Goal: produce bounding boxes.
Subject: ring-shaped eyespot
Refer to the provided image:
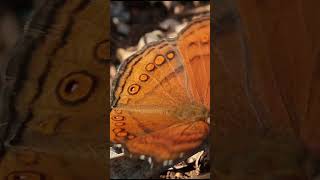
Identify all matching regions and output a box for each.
[56,71,96,105]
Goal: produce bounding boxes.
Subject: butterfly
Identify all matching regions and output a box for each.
[110,16,210,166]
[0,0,108,179]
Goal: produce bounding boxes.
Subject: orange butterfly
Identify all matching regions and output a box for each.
[110,16,210,166]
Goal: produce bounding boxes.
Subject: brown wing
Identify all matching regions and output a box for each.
[0,1,108,179]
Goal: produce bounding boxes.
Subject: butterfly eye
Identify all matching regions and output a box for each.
[154,55,165,65]
[112,116,125,121]
[56,71,95,104]
[127,84,140,95]
[139,74,149,82]
[166,51,175,60]
[115,122,125,126]
[145,63,156,72]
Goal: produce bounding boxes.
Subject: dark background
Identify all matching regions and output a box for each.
[0,0,42,66]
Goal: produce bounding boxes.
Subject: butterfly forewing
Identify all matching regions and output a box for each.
[177,17,211,110]
[112,42,192,108]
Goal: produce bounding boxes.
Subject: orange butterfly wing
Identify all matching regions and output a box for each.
[177,17,210,109]
[110,16,210,163]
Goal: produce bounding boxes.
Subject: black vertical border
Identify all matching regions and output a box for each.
[106,0,111,179]
[210,0,214,179]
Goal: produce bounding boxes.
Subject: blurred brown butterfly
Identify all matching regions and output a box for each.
[0,0,108,179]
[110,16,210,165]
